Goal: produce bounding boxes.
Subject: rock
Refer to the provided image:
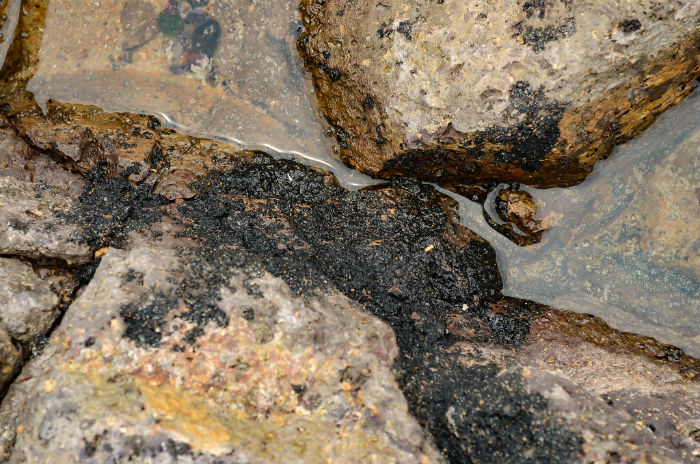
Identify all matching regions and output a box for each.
[298,0,700,187]
[0,245,442,463]
[120,0,159,52]
[0,128,33,182]
[0,177,92,264]
[0,128,85,197]
[440,303,700,463]
[0,326,20,392]
[0,258,60,343]
[0,0,21,69]
[0,91,697,463]
[22,0,362,187]
[459,89,700,356]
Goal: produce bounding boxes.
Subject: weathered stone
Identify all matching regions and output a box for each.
[298,0,700,187]
[120,0,159,51]
[0,90,697,463]
[0,0,21,69]
[0,326,20,392]
[0,258,60,343]
[0,245,442,463]
[0,177,92,264]
[0,128,85,197]
[0,128,33,182]
[457,89,700,356]
[19,0,374,189]
[440,304,700,463]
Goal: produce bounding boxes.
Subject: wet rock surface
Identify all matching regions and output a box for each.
[0,246,441,463]
[21,0,373,188]
[0,6,698,462]
[458,88,700,356]
[0,326,20,393]
[298,0,700,187]
[0,125,696,461]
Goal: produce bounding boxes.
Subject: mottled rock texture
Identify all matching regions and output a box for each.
[298,0,700,187]
[0,177,91,264]
[0,258,60,344]
[0,82,697,463]
[0,246,441,463]
[0,326,20,392]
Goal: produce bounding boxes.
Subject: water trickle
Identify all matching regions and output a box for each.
[26,0,376,189]
[452,87,700,356]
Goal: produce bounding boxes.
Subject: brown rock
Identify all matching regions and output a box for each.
[298,0,700,187]
[440,301,700,463]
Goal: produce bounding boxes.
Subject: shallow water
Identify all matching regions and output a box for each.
[15,0,700,355]
[27,0,375,189]
[452,88,700,356]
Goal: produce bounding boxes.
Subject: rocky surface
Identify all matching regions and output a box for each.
[0,245,441,463]
[457,87,700,356]
[0,176,92,264]
[0,9,698,461]
[439,304,700,463]
[0,257,60,344]
[0,0,21,68]
[20,0,374,188]
[298,0,700,187]
[0,130,697,461]
[0,326,20,393]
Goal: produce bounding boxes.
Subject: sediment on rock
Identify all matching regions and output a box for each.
[0,9,698,458]
[298,0,700,188]
[0,92,698,461]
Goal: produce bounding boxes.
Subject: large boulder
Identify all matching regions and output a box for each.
[298,0,700,187]
[0,246,441,463]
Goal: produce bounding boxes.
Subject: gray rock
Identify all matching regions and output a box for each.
[299,0,700,187]
[0,128,86,197]
[0,177,92,264]
[0,258,60,343]
[0,245,442,463]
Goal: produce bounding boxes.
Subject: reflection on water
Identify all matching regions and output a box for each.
[27,0,375,188]
[452,88,700,356]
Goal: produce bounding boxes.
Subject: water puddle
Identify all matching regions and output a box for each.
[452,88,700,356]
[26,0,375,189]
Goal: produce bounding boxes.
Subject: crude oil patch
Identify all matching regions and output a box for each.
[72,154,582,463]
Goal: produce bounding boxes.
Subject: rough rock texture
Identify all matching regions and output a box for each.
[0,75,698,462]
[445,305,700,462]
[459,89,700,356]
[0,246,441,463]
[0,326,20,393]
[0,177,91,264]
[0,258,60,344]
[298,0,700,187]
